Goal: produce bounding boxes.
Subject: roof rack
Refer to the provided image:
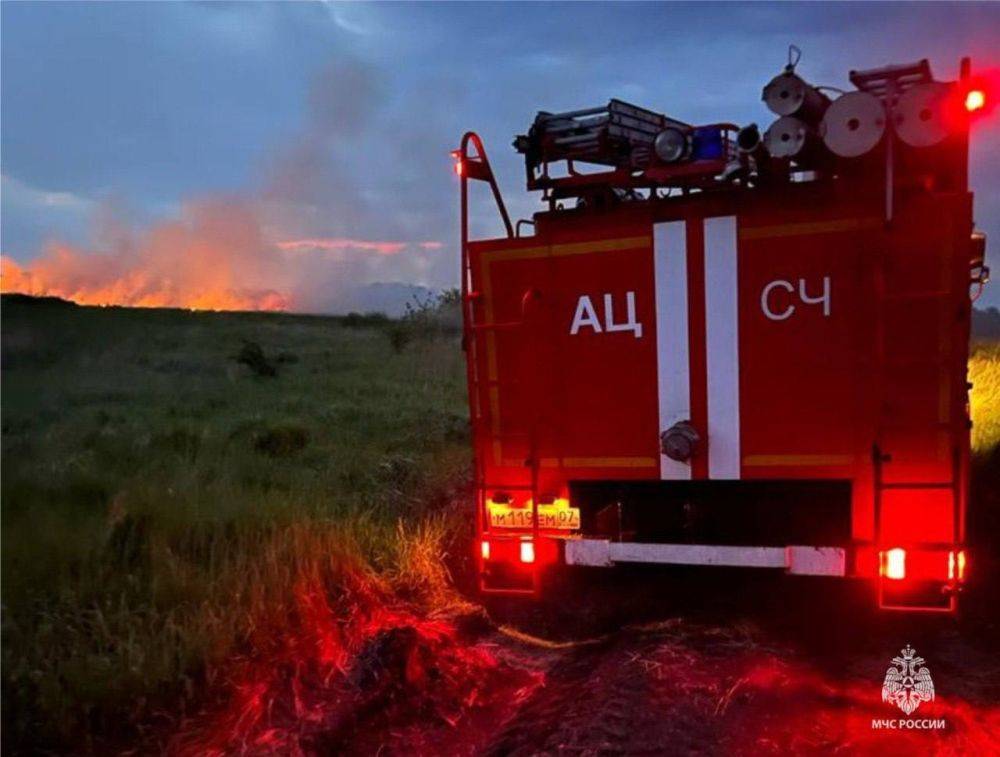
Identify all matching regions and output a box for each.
[849,59,933,100]
[514,99,690,173]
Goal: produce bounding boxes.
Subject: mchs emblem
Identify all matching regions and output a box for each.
[882,645,935,715]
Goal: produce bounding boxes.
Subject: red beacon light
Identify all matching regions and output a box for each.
[451,149,464,176]
[965,88,986,113]
[958,65,991,118]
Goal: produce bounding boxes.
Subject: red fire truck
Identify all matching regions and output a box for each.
[455,53,991,611]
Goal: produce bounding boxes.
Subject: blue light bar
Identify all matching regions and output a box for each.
[692,127,724,160]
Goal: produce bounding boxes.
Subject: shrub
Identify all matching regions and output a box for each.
[386,291,462,354]
[342,312,391,330]
[234,340,277,377]
[388,325,413,353]
[252,425,309,457]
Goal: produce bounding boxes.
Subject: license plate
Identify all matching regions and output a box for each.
[488,502,581,530]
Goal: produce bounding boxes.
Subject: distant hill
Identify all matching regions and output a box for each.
[0,286,439,319]
[1,293,77,308]
[351,282,439,317]
[5,290,999,336]
[973,307,1000,340]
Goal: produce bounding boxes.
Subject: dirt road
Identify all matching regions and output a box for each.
[171,567,1000,756]
[326,569,1000,756]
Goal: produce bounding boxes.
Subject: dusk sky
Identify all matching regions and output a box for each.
[3,1,1000,310]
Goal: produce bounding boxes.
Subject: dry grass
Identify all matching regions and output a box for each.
[970,341,1000,455]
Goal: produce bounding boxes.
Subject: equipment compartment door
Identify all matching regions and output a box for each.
[737,215,878,482]
[546,232,660,480]
[472,231,661,490]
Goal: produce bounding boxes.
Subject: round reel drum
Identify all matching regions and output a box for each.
[762,71,829,121]
[894,82,953,148]
[820,91,886,158]
[763,116,814,159]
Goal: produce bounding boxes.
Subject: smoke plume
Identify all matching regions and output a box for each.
[2,56,454,313]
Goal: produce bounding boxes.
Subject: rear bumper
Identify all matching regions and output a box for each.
[564,539,846,576]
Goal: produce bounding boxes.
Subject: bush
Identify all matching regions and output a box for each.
[234,340,277,377]
[388,325,413,353]
[253,425,309,457]
[385,291,462,354]
[341,312,391,330]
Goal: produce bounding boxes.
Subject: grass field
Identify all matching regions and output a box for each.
[2,296,999,752]
[1,296,470,751]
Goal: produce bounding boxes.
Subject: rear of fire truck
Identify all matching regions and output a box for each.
[456,50,991,611]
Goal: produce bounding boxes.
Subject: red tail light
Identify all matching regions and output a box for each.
[948,549,967,581]
[519,539,535,564]
[481,540,491,560]
[882,548,906,580]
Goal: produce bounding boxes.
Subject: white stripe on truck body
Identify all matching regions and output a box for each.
[653,215,741,480]
[703,215,741,479]
[653,220,691,480]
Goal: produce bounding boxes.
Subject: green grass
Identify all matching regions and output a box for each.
[1,297,470,750]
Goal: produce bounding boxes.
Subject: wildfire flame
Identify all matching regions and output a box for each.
[1,249,290,312]
[0,200,443,312]
[0,200,289,311]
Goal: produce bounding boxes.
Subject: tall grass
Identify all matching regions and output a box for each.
[968,341,1000,599]
[970,341,1000,455]
[1,298,469,751]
